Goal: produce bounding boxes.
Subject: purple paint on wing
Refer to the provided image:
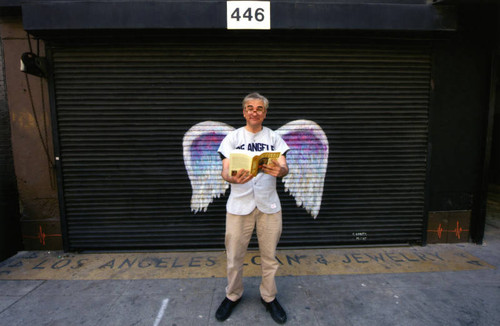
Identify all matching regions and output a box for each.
[282,131,327,154]
[190,133,225,163]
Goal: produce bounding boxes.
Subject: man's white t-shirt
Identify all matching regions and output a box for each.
[218,126,290,215]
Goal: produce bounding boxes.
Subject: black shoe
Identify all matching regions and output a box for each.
[215,297,241,321]
[261,298,287,324]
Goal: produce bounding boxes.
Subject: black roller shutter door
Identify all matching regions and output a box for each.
[49,32,431,251]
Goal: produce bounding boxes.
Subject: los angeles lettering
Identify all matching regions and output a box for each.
[235,143,275,151]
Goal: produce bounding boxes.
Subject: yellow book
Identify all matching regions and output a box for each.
[229,150,281,177]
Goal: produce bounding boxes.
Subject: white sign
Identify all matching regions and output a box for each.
[227,1,271,30]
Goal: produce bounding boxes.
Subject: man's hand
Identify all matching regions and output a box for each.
[231,169,254,184]
[221,158,253,184]
[261,158,288,178]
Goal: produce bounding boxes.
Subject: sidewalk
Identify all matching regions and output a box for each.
[0,207,499,325]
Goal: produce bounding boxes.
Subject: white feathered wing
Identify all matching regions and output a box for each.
[182,121,234,213]
[276,120,329,218]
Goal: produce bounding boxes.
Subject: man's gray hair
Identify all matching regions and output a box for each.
[242,92,269,110]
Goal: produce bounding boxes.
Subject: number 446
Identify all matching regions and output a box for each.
[231,7,265,22]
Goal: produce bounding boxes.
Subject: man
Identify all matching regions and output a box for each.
[215,92,289,324]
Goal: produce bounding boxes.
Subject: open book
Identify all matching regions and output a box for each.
[229,150,281,177]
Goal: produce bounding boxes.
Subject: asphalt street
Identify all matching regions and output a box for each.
[0,191,499,326]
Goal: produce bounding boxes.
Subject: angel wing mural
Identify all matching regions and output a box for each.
[276,120,329,218]
[183,120,329,218]
[182,121,235,213]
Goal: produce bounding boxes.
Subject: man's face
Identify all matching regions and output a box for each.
[243,99,267,129]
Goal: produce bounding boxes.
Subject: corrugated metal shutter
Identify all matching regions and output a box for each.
[1,48,22,259]
[49,32,430,251]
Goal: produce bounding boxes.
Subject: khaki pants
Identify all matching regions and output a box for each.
[225,208,282,303]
